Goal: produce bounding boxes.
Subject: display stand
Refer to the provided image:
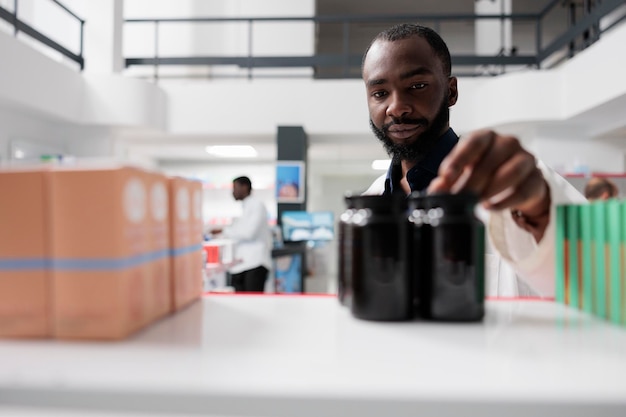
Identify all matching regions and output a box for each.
[272,242,307,293]
[203,260,241,292]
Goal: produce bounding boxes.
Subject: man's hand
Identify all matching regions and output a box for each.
[428,129,551,242]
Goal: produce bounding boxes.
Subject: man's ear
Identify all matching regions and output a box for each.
[448,76,458,107]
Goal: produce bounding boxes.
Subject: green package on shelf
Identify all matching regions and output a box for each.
[555,204,567,305]
[567,204,580,308]
[592,201,607,319]
[580,204,593,314]
[607,200,622,325]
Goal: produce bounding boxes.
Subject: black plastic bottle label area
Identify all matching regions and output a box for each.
[352,223,411,321]
[429,222,484,321]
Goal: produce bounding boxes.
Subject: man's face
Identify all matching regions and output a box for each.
[232,182,247,201]
[362,36,458,161]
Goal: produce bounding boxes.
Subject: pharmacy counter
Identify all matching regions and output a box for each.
[1,295,625,417]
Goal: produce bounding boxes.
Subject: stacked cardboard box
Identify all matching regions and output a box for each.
[50,165,153,339]
[146,171,172,321]
[0,165,204,340]
[168,177,204,312]
[555,200,625,326]
[0,168,50,337]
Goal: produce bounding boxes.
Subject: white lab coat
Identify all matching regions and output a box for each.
[364,161,586,297]
[221,194,273,274]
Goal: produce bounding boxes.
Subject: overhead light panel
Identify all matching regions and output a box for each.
[371,159,391,170]
[205,145,258,158]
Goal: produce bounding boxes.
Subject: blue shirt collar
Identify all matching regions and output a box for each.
[384,127,459,195]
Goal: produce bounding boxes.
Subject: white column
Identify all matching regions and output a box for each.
[63,0,124,74]
[475,0,512,56]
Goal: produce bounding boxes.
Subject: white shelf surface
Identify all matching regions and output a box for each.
[1,295,626,417]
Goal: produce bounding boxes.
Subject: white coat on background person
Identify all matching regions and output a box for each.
[211,176,272,293]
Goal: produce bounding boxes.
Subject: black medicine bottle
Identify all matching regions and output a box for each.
[337,193,356,307]
[410,192,485,321]
[348,194,413,321]
[407,192,432,315]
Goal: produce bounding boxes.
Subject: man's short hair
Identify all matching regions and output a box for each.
[233,176,252,191]
[363,23,452,77]
[584,177,618,200]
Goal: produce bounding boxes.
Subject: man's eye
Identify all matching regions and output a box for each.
[411,83,427,89]
[372,91,387,98]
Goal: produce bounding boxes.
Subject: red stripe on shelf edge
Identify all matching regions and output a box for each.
[486,296,555,301]
[565,172,626,178]
[204,292,336,297]
[204,293,554,301]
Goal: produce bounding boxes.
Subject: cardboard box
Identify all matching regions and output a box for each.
[190,179,205,299]
[49,166,151,339]
[0,168,50,338]
[168,177,203,311]
[145,171,171,322]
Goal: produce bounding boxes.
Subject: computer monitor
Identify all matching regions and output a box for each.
[281,211,334,242]
[309,211,334,241]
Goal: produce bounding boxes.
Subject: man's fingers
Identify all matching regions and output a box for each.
[430,129,548,214]
[483,169,547,211]
[480,151,537,202]
[427,176,449,193]
[459,136,520,196]
[437,129,495,187]
[430,129,547,214]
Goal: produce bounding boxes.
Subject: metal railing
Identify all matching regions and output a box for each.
[124,0,625,80]
[0,0,84,69]
[1,0,622,78]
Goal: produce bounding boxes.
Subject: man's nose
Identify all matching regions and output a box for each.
[386,92,411,119]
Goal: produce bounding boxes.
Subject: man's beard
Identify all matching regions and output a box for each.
[370,96,450,162]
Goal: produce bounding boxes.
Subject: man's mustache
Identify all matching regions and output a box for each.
[382,117,428,132]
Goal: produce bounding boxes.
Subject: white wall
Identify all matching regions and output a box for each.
[0,27,167,129]
[0,25,165,165]
[159,161,277,225]
[0,28,83,122]
[163,79,369,136]
[0,104,117,163]
[527,129,625,174]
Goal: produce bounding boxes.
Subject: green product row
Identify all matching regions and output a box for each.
[555,201,626,326]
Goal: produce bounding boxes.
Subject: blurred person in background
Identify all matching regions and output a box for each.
[584,177,619,201]
[211,176,272,292]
